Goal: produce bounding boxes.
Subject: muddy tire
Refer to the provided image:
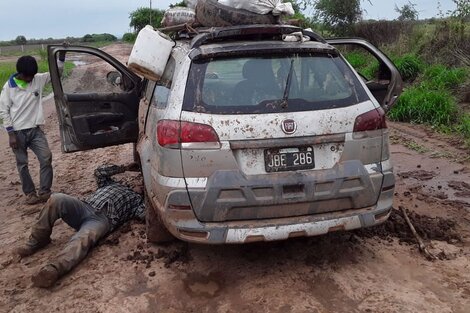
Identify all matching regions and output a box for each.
[145,194,175,243]
[195,0,277,27]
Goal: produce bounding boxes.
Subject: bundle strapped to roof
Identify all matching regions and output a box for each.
[189,24,326,49]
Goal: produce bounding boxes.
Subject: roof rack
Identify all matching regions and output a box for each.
[158,23,326,48]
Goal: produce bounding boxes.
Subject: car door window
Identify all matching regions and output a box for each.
[327,39,403,112]
[48,46,142,152]
[61,52,134,94]
[151,56,175,109]
[152,85,171,109]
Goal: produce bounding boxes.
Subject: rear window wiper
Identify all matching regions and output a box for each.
[280,59,294,109]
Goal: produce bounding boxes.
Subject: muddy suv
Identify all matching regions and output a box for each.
[48,25,402,244]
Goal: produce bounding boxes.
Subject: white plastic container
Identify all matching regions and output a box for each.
[128,25,175,81]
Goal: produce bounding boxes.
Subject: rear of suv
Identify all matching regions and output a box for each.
[48,25,402,244]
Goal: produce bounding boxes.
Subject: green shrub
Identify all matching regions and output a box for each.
[422,65,468,90]
[122,33,137,43]
[344,52,368,68]
[392,54,423,82]
[343,51,378,80]
[389,86,458,126]
[361,60,379,80]
[82,33,117,43]
[455,113,470,139]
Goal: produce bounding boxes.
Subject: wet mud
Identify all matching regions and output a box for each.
[1,46,470,313]
[355,207,462,244]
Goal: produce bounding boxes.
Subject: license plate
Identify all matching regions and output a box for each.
[264,146,314,172]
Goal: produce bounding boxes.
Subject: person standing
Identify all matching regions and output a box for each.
[15,163,145,288]
[0,54,64,204]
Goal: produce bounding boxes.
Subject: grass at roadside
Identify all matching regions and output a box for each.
[0,41,115,58]
[388,64,470,146]
[345,48,470,147]
[0,60,74,91]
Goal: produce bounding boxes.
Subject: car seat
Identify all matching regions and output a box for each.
[233,59,279,105]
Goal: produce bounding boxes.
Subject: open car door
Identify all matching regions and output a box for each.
[48,45,142,152]
[327,38,403,112]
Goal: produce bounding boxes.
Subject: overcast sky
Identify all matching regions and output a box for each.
[0,0,457,41]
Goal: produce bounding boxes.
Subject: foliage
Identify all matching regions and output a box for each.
[343,51,378,80]
[296,0,362,35]
[169,1,187,8]
[15,35,27,45]
[82,33,117,43]
[449,0,470,19]
[389,86,457,126]
[353,20,414,46]
[422,65,468,89]
[129,7,165,32]
[455,113,470,144]
[37,48,48,61]
[122,33,137,43]
[395,1,419,21]
[393,54,423,82]
[313,0,362,35]
[389,62,470,143]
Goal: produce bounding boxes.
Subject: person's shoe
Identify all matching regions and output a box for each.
[15,237,51,258]
[32,264,60,288]
[25,192,41,205]
[38,191,51,203]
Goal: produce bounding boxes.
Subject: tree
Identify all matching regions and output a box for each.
[15,35,27,45]
[129,7,165,33]
[449,0,470,39]
[311,0,362,35]
[82,34,93,42]
[395,1,418,21]
[449,0,470,19]
[169,1,186,8]
[122,32,137,43]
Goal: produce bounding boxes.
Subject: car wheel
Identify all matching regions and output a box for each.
[145,194,175,243]
[195,0,278,27]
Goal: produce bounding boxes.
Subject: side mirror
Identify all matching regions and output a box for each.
[106,71,122,86]
[106,71,134,91]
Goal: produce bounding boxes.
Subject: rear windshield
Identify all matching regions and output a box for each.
[183,53,370,114]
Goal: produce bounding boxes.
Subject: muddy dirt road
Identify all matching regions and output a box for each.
[1,44,469,313]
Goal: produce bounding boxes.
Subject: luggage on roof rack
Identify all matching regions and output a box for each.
[189,24,326,48]
[195,0,279,27]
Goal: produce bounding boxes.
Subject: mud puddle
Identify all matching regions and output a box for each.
[182,272,224,298]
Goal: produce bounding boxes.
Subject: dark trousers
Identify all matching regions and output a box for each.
[12,127,53,195]
[31,193,110,275]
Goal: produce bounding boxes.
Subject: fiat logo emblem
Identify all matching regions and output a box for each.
[281,119,297,134]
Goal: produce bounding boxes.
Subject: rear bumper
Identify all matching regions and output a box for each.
[189,160,384,222]
[159,172,394,244]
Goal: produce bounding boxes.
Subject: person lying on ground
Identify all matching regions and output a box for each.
[15,163,145,288]
[0,53,65,205]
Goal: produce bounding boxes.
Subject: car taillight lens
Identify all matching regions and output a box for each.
[157,120,220,149]
[353,108,387,132]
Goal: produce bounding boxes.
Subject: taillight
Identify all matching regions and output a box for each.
[157,120,220,149]
[353,108,387,132]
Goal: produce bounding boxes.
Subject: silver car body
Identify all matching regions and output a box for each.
[48,25,401,244]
